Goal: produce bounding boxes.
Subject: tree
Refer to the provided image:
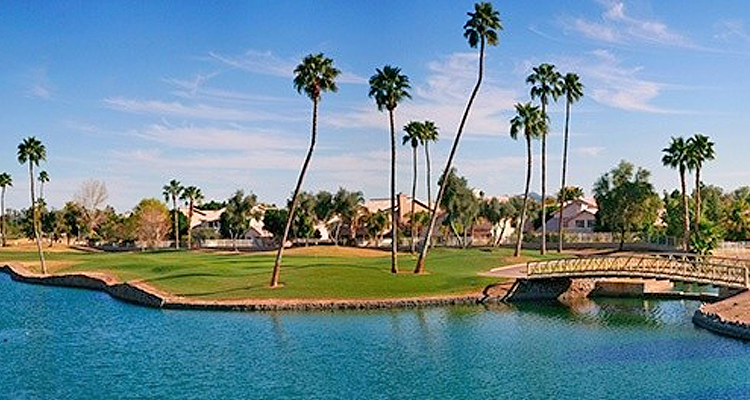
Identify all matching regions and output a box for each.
[162,179,183,249]
[416,2,502,274]
[38,170,49,201]
[74,179,109,241]
[363,210,389,244]
[662,137,691,251]
[687,133,715,230]
[313,191,334,226]
[527,63,562,255]
[439,169,480,248]
[180,185,204,249]
[420,121,439,214]
[0,173,11,247]
[556,72,584,252]
[481,197,515,246]
[272,53,340,288]
[331,188,364,245]
[17,136,47,273]
[263,209,288,242]
[132,198,170,249]
[403,121,424,253]
[509,103,546,257]
[219,190,258,251]
[369,65,411,274]
[594,160,661,250]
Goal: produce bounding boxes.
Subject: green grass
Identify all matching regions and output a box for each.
[0,247,564,300]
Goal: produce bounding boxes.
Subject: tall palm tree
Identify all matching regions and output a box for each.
[416,2,502,274]
[403,121,424,253]
[271,53,340,287]
[527,63,562,255]
[687,133,715,230]
[0,172,12,247]
[17,136,47,273]
[38,170,49,201]
[162,179,183,250]
[556,73,584,252]
[662,137,691,251]
[180,185,203,250]
[369,65,411,274]
[420,121,439,213]
[510,103,547,257]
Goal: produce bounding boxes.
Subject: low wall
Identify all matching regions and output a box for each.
[692,309,750,341]
[503,278,596,302]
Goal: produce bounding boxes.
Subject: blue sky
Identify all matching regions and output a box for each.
[2,0,750,212]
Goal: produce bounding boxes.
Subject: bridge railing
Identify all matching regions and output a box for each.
[526,254,750,289]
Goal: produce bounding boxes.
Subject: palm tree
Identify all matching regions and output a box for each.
[662,137,691,251]
[369,65,411,274]
[38,170,49,201]
[271,53,340,287]
[416,2,502,274]
[510,103,547,257]
[162,179,183,250]
[403,121,424,253]
[527,63,562,255]
[556,73,584,252]
[420,121,439,213]
[687,133,715,230]
[180,185,203,250]
[0,172,12,247]
[17,136,47,273]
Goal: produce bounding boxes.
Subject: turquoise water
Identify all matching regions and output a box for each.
[1,273,749,399]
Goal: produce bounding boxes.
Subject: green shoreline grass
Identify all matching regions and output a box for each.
[0,247,563,300]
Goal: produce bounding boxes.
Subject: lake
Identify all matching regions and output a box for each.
[1,273,749,399]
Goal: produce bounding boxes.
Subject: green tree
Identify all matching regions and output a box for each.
[132,198,170,249]
[74,179,109,242]
[313,191,334,226]
[17,136,47,273]
[594,160,661,250]
[439,169,480,248]
[331,188,364,245]
[180,185,204,250]
[272,53,340,287]
[417,2,502,273]
[0,172,12,247]
[509,103,546,257]
[481,197,515,246]
[419,121,439,214]
[162,179,183,249]
[686,133,715,230]
[219,190,258,251]
[263,208,288,242]
[662,137,691,251]
[556,72,584,252]
[369,65,411,274]
[527,63,562,255]
[363,210,389,244]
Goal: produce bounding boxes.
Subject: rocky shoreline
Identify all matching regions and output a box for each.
[692,290,750,341]
[0,263,512,312]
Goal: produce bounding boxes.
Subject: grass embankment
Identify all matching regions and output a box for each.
[0,245,562,301]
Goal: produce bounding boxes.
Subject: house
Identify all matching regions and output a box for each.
[544,198,598,233]
[363,193,432,224]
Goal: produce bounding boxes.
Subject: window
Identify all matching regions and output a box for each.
[587,220,595,228]
[575,220,585,228]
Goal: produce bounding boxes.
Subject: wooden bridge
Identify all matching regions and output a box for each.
[526,254,750,289]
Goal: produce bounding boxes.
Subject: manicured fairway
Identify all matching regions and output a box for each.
[0,246,563,300]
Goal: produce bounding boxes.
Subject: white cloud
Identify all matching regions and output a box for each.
[575,146,605,157]
[134,123,306,152]
[26,67,53,100]
[565,1,693,48]
[103,97,296,122]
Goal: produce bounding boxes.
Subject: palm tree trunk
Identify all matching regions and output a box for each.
[694,168,701,232]
[680,168,690,252]
[389,109,399,274]
[557,100,571,253]
[515,135,533,257]
[1,187,5,247]
[415,38,485,274]
[187,200,193,249]
[410,146,417,253]
[425,143,432,213]
[29,164,46,274]
[271,99,318,287]
[619,225,626,251]
[540,102,547,255]
[173,197,179,250]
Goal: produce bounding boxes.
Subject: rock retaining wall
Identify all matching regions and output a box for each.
[692,308,750,341]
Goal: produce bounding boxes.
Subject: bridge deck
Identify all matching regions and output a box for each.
[526,254,750,289]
